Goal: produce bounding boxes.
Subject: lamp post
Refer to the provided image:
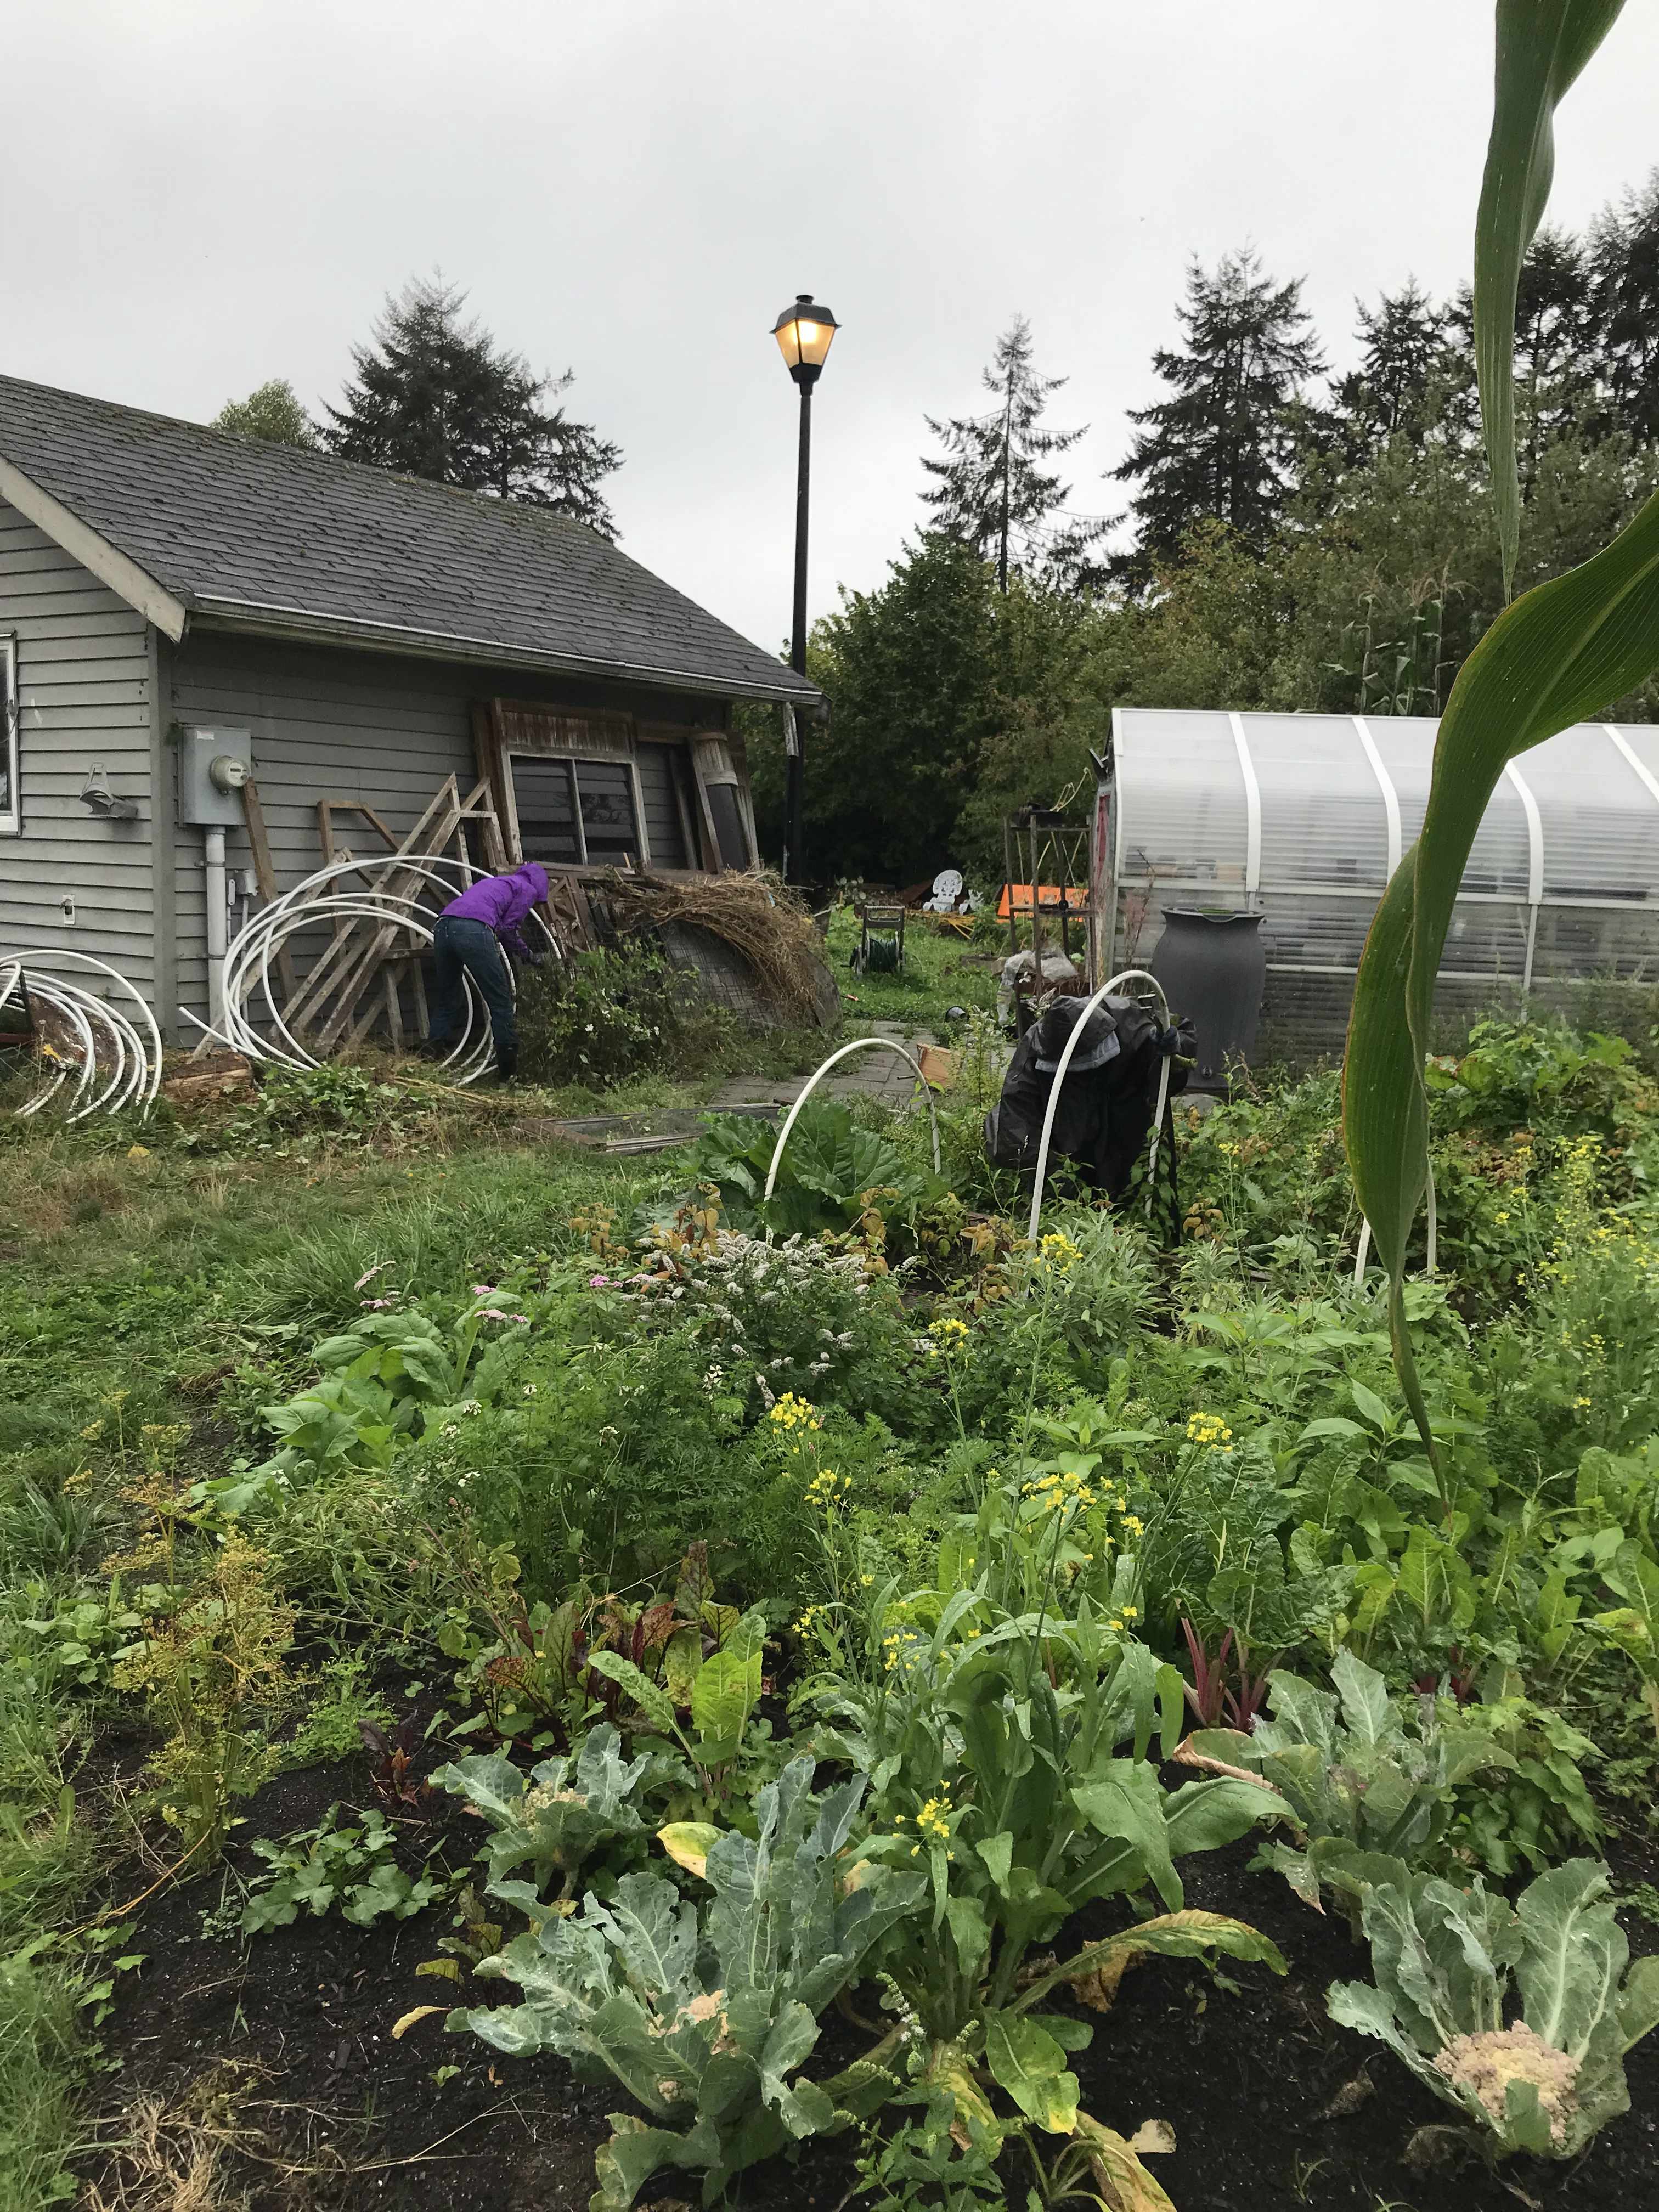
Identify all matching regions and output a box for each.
[771,292,838,885]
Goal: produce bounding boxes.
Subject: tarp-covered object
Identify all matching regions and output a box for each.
[985,995,1194,1199]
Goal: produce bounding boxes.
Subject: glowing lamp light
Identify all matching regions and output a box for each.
[772,294,839,387]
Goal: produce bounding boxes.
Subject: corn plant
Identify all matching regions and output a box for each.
[1344,0,1659,1444]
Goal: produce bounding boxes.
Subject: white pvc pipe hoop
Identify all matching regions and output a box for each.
[202,853,558,1086]
[218,895,489,1082]
[761,1037,943,1212]
[1352,1168,1438,1288]
[1026,969,1172,1244]
[0,949,163,1120]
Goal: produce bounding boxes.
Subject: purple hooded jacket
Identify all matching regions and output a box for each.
[442,864,550,958]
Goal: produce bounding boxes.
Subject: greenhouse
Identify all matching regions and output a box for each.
[1092,708,1659,1051]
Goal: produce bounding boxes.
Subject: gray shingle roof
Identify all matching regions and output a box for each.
[0,372,816,703]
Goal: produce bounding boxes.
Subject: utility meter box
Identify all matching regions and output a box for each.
[177,726,255,827]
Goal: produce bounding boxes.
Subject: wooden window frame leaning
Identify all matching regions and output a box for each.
[473,698,751,877]
[1,634,19,836]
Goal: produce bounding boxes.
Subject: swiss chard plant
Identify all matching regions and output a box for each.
[449,1756,927,2211]
[1328,1857,1659,2158]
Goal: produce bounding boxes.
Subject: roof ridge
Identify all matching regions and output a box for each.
[0,367,604,538]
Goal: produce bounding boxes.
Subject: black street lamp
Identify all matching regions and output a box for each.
[771,292,838,885]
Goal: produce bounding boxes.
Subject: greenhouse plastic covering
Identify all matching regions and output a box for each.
[1103,710,1659,1048]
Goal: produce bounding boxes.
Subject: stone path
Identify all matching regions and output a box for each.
[706,1021,938,1113]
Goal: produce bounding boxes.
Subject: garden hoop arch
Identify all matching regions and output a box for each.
[1026,969,1172,1243]
[762,1036,942,1214]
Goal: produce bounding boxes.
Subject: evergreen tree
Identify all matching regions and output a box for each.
[213,379,318,448]
[1590,170,1659,446]
[1334,280,1455,454]
[324,279,622,533]
[1113,250,1326,581]
[921,318,1103,592]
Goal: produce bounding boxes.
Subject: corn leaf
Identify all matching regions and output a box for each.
[1346,5,1659,1446]
[1476,0,1626,593]
[1345,487,1659,1438]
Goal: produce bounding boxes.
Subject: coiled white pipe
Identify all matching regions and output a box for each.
[207,854,556,1085]
[0,949,162,1119]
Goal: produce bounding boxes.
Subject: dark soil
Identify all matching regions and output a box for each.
[86,1730,1659,2212]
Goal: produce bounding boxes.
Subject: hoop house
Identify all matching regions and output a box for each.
[1092,710,1659,1052]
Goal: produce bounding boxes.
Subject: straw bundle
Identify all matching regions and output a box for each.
[597,868,833,1026]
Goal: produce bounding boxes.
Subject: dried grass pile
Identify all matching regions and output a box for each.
[597,868,833,1026]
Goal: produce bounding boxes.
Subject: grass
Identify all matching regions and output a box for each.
[824,904,1002,1029]
[0,1103,657,2206]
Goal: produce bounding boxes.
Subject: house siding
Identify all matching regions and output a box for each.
[167,629,727,1028]
[0,499,155,989]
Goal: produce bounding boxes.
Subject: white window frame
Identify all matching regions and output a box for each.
[0,636,18,836]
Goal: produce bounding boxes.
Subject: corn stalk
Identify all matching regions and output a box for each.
[1342,0,1659,1445]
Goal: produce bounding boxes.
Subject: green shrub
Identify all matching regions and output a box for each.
[516,947,715,1087]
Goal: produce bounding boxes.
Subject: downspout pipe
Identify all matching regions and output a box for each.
[204,825,228,1032]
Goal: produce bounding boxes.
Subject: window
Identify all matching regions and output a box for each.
[0,636,17,836]
[509,753,642,866]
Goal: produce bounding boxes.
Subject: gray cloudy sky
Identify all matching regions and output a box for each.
[6,2,1657,655]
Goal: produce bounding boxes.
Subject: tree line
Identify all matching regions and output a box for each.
[751,173,1659,884]
[212,277,622,534]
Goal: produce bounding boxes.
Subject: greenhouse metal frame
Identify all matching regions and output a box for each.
[1091,709,1659,1051]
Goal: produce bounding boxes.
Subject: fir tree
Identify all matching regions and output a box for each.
[1590,170,1659,446]
[921,317,1103,591]
[1113,250,1326,580]
[213,379,318,449]
[1334,280,1454,454]
[323,279,622,533]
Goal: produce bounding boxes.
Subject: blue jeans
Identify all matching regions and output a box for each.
[428,916,516,1073]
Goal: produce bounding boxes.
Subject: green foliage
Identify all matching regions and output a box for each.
[212,377,319,449]
[1344,0,1659,1442]
[240,1804,451,1934]
[1328,1856,1659,2158]
[323,275,622,529]
[516,949,714,1090]
[690,1100,940,1245]
[921,315,1103,592]
[450,1758,926,2209]
[433,1725,663,1903]
[1182,1649,1514,1908]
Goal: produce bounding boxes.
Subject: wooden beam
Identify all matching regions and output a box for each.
[241,777,297,1000]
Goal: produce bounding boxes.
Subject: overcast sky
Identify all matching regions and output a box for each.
[5,2,1657,656]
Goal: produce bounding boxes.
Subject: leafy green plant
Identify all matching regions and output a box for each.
[690,1101,941,1244]
[449,1757,927,2211]
[1178,1648,1513,1909]
[1328,1857,1659,2158]
[1344,0,1659,1441]
[433,1724,666,1905]
[587,1604,775,1809]
[516,946,710,1088]
[819,1594,1289,2114]
[240,1805,452,1934]
[1444,1697,1601,1877]
[17,1579,153,1689]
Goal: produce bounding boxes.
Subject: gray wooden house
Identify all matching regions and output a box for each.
[0,372,817,1041]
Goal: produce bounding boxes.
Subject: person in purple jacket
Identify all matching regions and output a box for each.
[419,862,549,1080]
